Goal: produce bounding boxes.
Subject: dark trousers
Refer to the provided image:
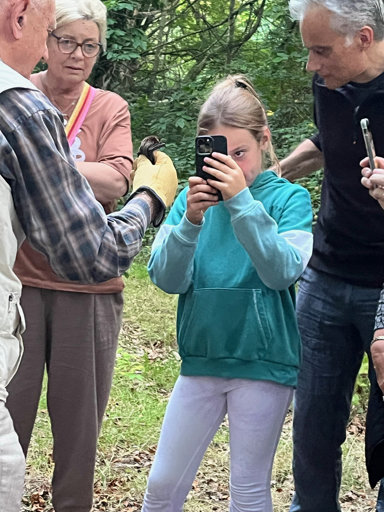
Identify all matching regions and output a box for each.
[289,267,383,511]
[7,286,123,512]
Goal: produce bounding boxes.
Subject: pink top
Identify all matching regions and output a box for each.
[14,72,133,294]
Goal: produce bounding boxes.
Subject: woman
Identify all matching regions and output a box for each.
[7,0,132,510]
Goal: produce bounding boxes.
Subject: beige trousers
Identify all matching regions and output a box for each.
[7,286,123,512]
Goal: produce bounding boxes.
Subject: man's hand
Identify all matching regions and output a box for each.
[186,176,219,225]
[361,156,384,209]
[132,150,178,208]
[371,331,384,393]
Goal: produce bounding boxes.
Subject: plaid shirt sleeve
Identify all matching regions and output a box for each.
[0,88,154,283]
[375,287,384,331]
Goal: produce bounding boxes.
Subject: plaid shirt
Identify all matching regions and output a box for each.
[0,87,153,283]
[375,288,384,331]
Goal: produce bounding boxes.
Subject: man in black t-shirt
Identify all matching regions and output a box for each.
[282,1,384,511]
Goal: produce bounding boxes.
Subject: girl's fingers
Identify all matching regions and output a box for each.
[189,176,207,186]
[190,191,219,202]
[189,184,219,197]
[210,152,235,164]
[204,154,238,173]
[188,183,220,204]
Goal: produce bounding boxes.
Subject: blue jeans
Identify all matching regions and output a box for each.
[290,267,383,512]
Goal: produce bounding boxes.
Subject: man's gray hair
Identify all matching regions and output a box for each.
[289,0,384,40]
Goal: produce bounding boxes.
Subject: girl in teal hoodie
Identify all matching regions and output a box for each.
[142,75,313,511]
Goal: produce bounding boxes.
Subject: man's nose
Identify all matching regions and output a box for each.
[306,52,319,73]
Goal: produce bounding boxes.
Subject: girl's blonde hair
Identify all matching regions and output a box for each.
[197,74,280,174]
[54,0,107,51]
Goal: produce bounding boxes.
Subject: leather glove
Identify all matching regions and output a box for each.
[131,150,178,226]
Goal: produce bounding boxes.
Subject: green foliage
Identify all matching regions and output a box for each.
[104,350,180,447]
[352,354,370,414]
[92,1,320,200]
[123,263,178,346]
[296,170,322,221]
[101,0,324,249]
[104,0,147,61]
[121,0,315,191]
[130,85,198,154]
[92,0,149,90]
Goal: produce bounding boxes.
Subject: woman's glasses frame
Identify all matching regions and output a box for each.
[47,30,102,58]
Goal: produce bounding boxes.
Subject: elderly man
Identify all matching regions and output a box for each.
[0,0,177,510]
[280,0,384,510]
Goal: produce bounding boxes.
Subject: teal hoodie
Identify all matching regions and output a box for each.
[148,171,313,387]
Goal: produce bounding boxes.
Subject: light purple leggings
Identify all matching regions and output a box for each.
[142,375,293,512]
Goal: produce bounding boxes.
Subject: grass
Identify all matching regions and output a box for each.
[23,260,378,511]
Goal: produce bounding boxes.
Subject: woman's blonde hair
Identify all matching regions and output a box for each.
[197,74,280,174]
[54,0,107,51]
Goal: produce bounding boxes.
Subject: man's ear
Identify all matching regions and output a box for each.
[10,0,30,40]
[359,26,374,49]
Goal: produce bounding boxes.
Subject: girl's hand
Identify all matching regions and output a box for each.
[203,152,246,201]
[186,176,219,225]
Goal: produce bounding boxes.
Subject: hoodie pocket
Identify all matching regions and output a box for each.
[178,288,272,360]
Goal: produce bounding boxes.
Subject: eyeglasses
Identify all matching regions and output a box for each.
[48,31,102,58]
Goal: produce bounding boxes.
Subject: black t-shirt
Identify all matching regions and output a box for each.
[308,73,384,288]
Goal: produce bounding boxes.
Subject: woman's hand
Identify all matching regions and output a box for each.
[186,176,219,225]
[361,157,384,209]
[203,152,247,201]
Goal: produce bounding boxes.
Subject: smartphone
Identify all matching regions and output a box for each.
[195,135,227,200]
[361,118,377,169]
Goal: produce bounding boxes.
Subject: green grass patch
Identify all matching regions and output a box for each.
[123,261,178,346]
[23,260,378,511]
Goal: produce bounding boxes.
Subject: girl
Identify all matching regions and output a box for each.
[142,75,313,511]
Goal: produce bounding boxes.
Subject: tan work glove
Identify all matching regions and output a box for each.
[131,150,178,226]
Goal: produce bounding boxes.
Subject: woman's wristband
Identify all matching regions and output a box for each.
[371,335,384,347]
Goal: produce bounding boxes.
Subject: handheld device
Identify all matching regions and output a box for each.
[360,118,377,169]
[195,135,228,200]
